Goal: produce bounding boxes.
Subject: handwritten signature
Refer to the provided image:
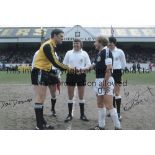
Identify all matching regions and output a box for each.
[123,87,155,111]
[0,98,32,109]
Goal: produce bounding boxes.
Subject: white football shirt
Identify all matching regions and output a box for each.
[111,47,126,69]
[63,49,91,69]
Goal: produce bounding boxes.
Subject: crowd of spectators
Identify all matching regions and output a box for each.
[0,49,35,64]
[0,45,155,65]
[124,46,155,63]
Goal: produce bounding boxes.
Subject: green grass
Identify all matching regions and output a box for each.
[0,71,154,85]
[0,71,31,84]
[122,72,155,85]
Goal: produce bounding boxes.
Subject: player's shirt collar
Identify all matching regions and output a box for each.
[50,39,57,48]
[111,46,118,52]
[72,48,83,52]
[101,46,107,51]
[103,46,108,50]
[98,46,107,54]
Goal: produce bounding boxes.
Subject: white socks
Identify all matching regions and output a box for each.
[98,108,121,129]
[98,108,106,128]
[115,96,121,99]
[109,108,121,128]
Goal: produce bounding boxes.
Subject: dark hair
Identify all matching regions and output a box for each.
[109,37,117,45]
[51,29,64,38]
[97,36,108,47]
[73,38,83,47]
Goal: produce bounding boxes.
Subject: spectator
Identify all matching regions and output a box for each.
[132,62,137,73]
[137,62,141,74]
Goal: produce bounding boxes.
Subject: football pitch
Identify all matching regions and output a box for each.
[0,71,154,85]
[0,71,155,130]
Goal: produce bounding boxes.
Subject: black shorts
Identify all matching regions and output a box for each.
[31,68,59,86]
[66,73,86,86]
[112,69,122,84]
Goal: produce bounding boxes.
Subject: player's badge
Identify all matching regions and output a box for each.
[115,57,118,61]
[80,59,83,63]
[97,56,101,62]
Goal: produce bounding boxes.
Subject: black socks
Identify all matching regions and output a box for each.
[67,102,85,117]
[51,98,56,111]
[113,96,116,108]
[115,98,121,115]
[79,103,85,117]
[68,103,73,116]
[34,103,44,129]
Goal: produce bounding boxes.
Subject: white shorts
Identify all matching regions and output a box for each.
[93,77,114,96]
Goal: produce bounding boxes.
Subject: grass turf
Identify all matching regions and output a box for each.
[0,71,154,85]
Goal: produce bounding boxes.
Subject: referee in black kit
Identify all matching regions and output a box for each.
[63,38,91,122]
[108,37,126,120]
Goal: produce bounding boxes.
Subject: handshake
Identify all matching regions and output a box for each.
[68,67,91,74]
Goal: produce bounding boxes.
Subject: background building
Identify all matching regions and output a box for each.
[0,25,155,70]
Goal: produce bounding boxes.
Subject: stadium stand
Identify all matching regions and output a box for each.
[0,26,155,71]
[0,46,154,64]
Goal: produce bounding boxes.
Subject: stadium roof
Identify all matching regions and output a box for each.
[0,25,155,43]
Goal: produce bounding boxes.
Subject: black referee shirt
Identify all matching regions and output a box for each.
[94,49,113,78]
